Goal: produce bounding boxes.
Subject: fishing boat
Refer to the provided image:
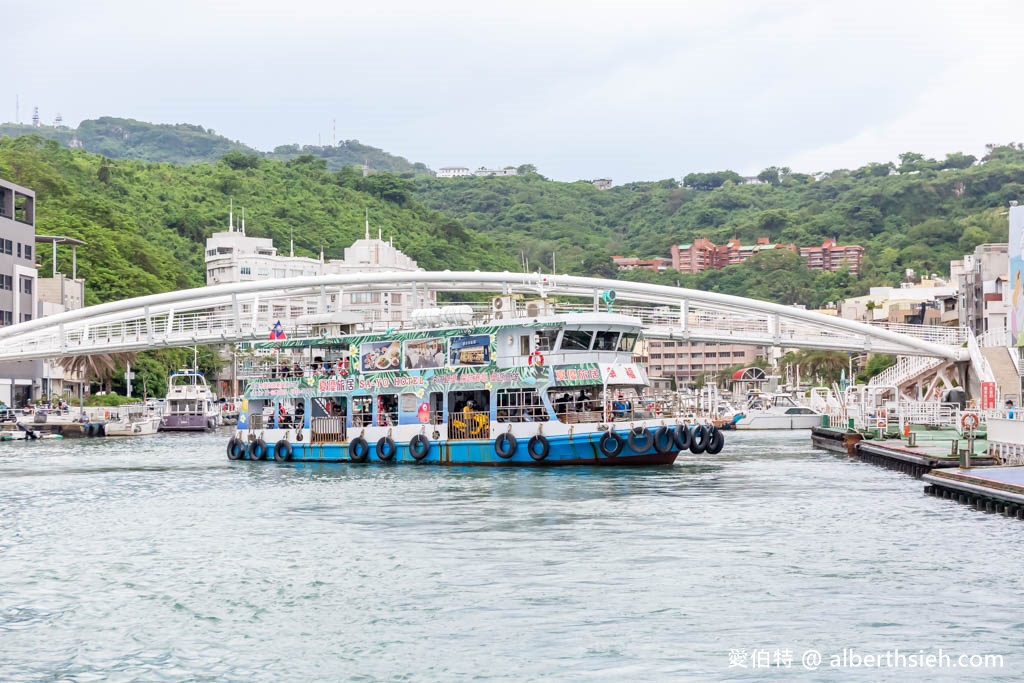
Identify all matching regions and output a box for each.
[227,308,725,465]
[160,370,220,432]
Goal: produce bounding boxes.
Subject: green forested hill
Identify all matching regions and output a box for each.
[0,117,431,174]
[0,136,513,306]
[413,149,1024,306]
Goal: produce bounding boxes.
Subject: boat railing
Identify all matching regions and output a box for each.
[450,410,490,440]
[248,413,266,430]
[311,417,346,444]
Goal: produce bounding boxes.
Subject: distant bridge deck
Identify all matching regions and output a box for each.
[0,272,968,361]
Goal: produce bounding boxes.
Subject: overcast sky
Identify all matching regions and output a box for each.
[8,0,1024,183]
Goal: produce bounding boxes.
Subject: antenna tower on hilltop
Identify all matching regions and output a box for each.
[32,106,40,127]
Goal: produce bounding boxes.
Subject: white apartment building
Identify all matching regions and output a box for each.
[204,215,436,327]
[436,167,472,178]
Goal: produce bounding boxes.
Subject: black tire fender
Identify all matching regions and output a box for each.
[627,427,653,453]
[227,437,244,460]
[274,439,292,462]
[527,434,550,461]
[689,425,709,454]
[706,428,725,455]
[349,436,369,462]
[495,432,518,459]
[653,426,675,454]
[409,434,430,461]
[673,424,692,451]
[248,438,267,460]
[376,436,397,461]
[599,430,625,458]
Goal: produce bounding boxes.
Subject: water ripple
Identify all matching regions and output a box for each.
[0,430,1021,680]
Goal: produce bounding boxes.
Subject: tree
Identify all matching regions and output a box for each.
[757,167,782,186]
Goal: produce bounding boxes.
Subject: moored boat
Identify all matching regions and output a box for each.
[160,370,220,432]
[227,310,725,465]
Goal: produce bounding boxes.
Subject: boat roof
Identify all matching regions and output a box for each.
[255,312,643,350]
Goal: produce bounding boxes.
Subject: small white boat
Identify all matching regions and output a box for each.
[104,407,161,437]
[733,394,823,430]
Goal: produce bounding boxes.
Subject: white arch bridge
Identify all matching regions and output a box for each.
[0,272,970,369]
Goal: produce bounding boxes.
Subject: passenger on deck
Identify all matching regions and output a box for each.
[1007,400,1016,419]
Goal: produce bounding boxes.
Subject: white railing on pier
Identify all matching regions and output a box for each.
[868,355,944,389]
[965,330,997,385]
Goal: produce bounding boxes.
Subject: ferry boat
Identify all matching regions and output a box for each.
[160,370,220,432]
[227,309,724,465]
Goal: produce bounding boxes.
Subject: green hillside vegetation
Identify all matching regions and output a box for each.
[413,147,1024,307]
[0,117,431,174]
[0,136,513,307]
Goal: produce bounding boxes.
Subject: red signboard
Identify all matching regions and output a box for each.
[981,381,997,410]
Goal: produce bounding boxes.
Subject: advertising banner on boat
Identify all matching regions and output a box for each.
[403,337,446,370]
[360,340,402,373]
[449,334,492,367]
[552,363,646,386]
[1011,205,1024,346]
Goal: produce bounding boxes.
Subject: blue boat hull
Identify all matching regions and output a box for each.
[233,431,680,466]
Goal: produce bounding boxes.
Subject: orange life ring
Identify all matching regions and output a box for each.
[528,350,544,366]
[961,412,980,430]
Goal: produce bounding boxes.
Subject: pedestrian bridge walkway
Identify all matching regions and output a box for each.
[0,271,968,362]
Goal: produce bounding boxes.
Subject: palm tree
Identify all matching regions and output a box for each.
[58,352,137,395]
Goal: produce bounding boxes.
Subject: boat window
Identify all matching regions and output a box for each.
[618,333,638,352]
[352,396,373,427]
[784,407,815,415]
[378,394,399,426]
[560,330,593,351]
[534,329,559,352]
[449,391,491,439]
[519,335,531,356]
[593,331,619,351]
[496,388,543,423]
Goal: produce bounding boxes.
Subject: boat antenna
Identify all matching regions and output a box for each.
[229,198,234,232]
[365,208,370,240]
[290,226,294,258]
[241,207,246,235]
[193,345,198,373]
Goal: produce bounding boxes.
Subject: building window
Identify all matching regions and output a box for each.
[240,267,251,275]
[0,274,11,290]
[1,239,11,255]
[24,245,31,261]
[17,243,21,258]
[0,311,11,326]
[21,313,31,322]
[351,292,378,304]
[21,277,32,294]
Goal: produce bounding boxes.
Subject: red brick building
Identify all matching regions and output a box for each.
[799,238,864,276]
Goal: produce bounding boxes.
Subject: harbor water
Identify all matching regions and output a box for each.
[1,430,1020,681]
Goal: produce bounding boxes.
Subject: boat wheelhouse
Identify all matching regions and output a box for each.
[160,370,220,432]
[228,310,724,465]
